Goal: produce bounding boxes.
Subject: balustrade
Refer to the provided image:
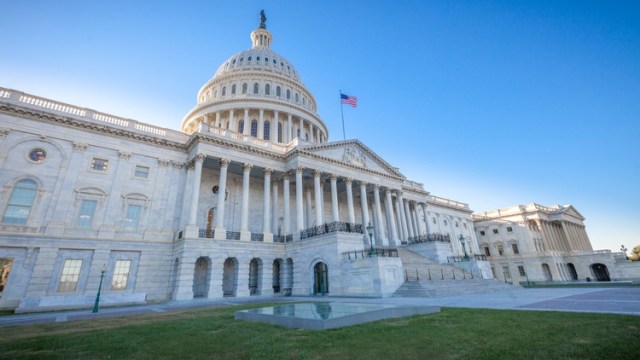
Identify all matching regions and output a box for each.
[299,221,363,240]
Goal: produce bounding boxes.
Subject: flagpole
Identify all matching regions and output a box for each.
[340,90,346,140]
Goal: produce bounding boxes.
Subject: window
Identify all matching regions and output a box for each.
[248,56,252,61]
[124,205,142,230]
[238,120,244,133]
[265,84,270,95]
[239,57,244,62]
[256,56,260,61]
[221,86,226,96]
[76,200,97,227]
[443,220,448,226]
[91,158,108,172]
[58,259,82,292]
[276,86,281,97]
[480,230,486,236]
[507,226,513,232]
[295,93,299,102]
[265,57,269,62]
[432,217,436,224]
[493,229,499,234]
[455,221,459,227]
[512,243,520,255]
[463,223,467,229]
[242,83,247,94]
[253,83,259,94]
[278,125,282,143]
[286,89,291,99]
[231,84,236,94]
[484,247,491,256]
[498,246,504,256]
[29,148,47,162]
[134,165,149,179]
[263,121,270,140]
[111,260,132,290]
[2,179,37,224]
[518,265,526,277]
[251,120,258,137]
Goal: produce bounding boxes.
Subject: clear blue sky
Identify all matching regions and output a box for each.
[2,1,639,252]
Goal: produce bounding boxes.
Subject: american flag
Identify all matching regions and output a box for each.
[340,93,358,108]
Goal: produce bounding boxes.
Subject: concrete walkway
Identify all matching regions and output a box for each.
[1,287,638,328]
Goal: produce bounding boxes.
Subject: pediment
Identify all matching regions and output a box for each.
[297,140,404,178]
[561,205,585,220]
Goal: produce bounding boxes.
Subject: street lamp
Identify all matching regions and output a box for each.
[621,245,628,260]
[366,222,375,256]
[459,234,470,261]
[92,264,106,313]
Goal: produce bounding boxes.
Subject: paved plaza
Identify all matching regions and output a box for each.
[1,286,638,328]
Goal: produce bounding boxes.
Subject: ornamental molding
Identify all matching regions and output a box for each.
[0,128,9,139]
[0,104,186,152]
[187,134,285,162]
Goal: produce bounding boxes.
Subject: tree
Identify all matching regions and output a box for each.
[631,245,640,261]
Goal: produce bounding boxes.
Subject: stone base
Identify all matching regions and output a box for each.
[16,292,147,313]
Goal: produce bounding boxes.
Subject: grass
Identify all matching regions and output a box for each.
[522,282,640,288]
[0,305,637,360]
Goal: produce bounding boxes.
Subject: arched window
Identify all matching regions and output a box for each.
[263,121,270,140]
[286,89,291,99]
[295,93,299,102]
[242,83,247,94]
[251,120,258,137]
[221,86,226,97]
[231,84,236,95]
[2,179,37,224]
[253,83,259,94]
[276,86,281,97]
[265,84,270,95]
[238,120,244,133]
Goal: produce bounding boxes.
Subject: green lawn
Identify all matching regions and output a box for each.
[0,305,636,360]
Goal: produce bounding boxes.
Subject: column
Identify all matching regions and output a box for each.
[272,179,279,234]
[240,163,252,240]
[313,170,323,226]
[412,204,420,236]
[229,109,235,131]
[421,204,431,235]
[215,112,221,127]
[283,173,291,235]
[213,158,230,240]
[394,195,405,240]
[385,190,399,245]
[188,154,205,226]
[295,166,304,232]
[345,178,355,224]
[373,185,387,245]
[359,181,370,228]
[404,200,414,238]
[397,192,409,242]
[243,108,250,135]
[287,114,292,143]
[258,109,264,139]
[263,168,272,235]
[330,174,340,222]
[299,118,304,139]
[273,111,279,143]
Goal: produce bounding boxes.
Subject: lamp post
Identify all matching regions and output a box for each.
[621,245,628,260]
[92,264,106,313]
[366,222,375,256]
[459,234,470,261]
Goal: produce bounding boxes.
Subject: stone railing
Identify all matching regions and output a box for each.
[203,125,290,154]
[199,229,215,238]
[447,254,487,263]
[300,222,363,240]
[273,234,293,243]
[406,233,451,244]
[0,87,187,143]
[427,195,470,211]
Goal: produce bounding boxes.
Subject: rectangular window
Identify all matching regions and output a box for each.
[125,205,142,229]
[484,247,491,257]
[493,229,499,234]
[507,226,513,232]
[432,217,436,224]
[111,260,132,290]
[518,265,526,277]
[134,165,149,179]
[480,230,486,236]
[58,259,83,292]
[91,158,109,172]
[76,200,97,227]
[512,244,520,255]
[498,246,504,256]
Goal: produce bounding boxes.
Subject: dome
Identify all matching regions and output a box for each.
[181,12,328,145]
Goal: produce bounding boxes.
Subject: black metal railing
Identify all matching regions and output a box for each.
[251,233,264,242]
[300,221,363,240]
[406,233,451,244]
[273,234,286,243]
[343,247,399,260]
[447,254,487,263]
[198,229,215,238]
[226,231,240,240]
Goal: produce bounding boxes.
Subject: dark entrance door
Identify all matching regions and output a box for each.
[313,262,329,295]
[591,263,610,281]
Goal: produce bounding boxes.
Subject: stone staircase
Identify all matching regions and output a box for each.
[394,247,518,298]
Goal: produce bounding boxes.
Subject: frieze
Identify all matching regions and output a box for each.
[343,147,367,168]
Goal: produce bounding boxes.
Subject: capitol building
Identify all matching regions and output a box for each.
[0,13,636,312]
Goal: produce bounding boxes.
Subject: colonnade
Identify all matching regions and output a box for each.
[535,219,592,253]
[199,108,326,144]
[186,155,434,245]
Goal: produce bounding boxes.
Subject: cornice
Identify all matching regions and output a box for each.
[187,133,286,162]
